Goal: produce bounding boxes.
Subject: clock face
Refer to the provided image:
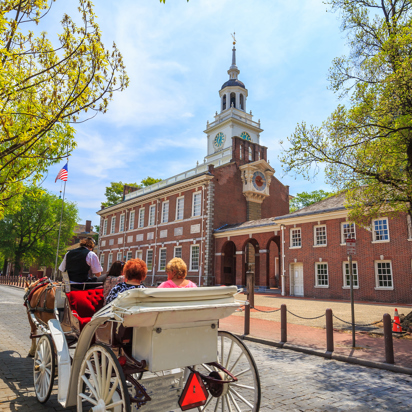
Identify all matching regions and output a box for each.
[241,131,251,141]
[252,171,267,191]
[213,132,225,148]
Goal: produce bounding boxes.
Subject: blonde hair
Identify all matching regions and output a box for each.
[166,258,187,279]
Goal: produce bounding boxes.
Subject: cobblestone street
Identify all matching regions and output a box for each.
[0,285,411,411]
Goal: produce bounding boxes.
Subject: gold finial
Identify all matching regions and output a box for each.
[231,32,236,45]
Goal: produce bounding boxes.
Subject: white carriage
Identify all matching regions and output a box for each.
[33,285,261,411]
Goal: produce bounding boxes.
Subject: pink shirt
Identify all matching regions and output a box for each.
[157,279,197,288]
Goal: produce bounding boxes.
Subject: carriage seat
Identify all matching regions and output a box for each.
[66,289,104,330]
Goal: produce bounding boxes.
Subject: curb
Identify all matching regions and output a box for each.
[238,334,412,376]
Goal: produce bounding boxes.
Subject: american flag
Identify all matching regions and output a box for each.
[55,163,68,182]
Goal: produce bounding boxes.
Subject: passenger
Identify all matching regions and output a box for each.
[157,258,197,288]
[103,261,125,301]
[105,259,147,304]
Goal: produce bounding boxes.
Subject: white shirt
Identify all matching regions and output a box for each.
[59,250,103,274]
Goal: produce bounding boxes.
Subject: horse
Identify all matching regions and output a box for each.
[24,278,57,357]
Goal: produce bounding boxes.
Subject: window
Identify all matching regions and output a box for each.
[126,251,133,261]
[100,253,104,266]
[176,197,184,220]
[129,211,135,230]
[174,246,182,258]
[314,225,327,246]
[192,192,201,217]
[161,201,169,223]
[159,248,167,271]
[343,262,358,288]
[103,219,108,236]
[375,261,393,289]
[146,250,153,271]
[290,229,301,247]
[138,208,145,228]
[373,218,389,241]
[119,214,125,232]
[316,263,329,287]
[107,253,113,271]
[248,147,252,161]
[190,245,200,271]
[136,250,142,260]
[111,217,116,234]
[240,145,242,160]
[149,205,156,226]
[117,252,122,261]
[341,222,356,243]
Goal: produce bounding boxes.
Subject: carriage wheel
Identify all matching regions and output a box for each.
[77,343,131,412]
[33,335,56,403]
[194,331,261,412]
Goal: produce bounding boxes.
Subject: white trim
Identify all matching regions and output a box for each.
[158,248,167,272]
[174,245,182,258]
[315,262,329,287]
[235,251,244,255]
[374,260,394,290]
[259,249,268,253]
[372,217,390,242]
[103,219,108,236]
[290,227,302,248]
[342,261,359,289]
[119,214,125,232]
[176,196,185,221]
[313,224,327,247]
[129,211,135,231]
[138,208,145,228]
[371,240,390,244]
[110,216,116,234]
[161,201,169,224]
[146,249,154,272]
[189,244,200,272]
[341,221,356,244]
[192,191,202,217]
[148,205,156,226]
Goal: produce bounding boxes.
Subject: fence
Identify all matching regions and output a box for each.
[0,275,31,288]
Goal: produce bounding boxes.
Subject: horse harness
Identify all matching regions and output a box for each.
[24,277,55,314]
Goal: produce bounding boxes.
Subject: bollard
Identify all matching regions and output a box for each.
[281,304,287,343]
[326,308,334,353]
[383,313,394,364]
[244,303,250,336]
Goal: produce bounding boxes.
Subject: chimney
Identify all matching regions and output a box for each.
[85,220,92,233]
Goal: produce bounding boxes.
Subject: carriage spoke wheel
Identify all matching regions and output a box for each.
[77,344,131,412]
[34,335,56,403]
[195,331,261,412]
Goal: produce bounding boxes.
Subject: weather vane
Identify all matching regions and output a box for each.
[231,32,236,45]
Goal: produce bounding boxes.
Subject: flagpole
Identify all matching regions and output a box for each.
[53,179,66,281]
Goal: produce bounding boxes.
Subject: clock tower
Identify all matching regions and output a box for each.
[203,38,263,164]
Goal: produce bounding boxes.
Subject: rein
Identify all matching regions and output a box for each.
[24,278,56,314]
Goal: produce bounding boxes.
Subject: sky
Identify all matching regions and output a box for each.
[41,0,349,228]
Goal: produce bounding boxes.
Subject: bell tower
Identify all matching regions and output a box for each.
[204,35,263,164]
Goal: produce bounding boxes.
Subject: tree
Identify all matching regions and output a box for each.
[290,190,333,213]
[102,178,162,208]
[0,186,78,274]
[0,0,128,218]
[280,1,412,224]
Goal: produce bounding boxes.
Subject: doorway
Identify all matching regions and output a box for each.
[291,263,304,296]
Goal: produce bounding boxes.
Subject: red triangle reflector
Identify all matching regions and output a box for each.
[178,371,209,411]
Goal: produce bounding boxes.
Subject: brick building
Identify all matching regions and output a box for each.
[96,42,290,286]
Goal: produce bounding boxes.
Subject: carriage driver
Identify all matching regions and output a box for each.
[59,237,104,288]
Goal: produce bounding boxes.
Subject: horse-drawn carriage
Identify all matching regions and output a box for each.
[28,280,261,411]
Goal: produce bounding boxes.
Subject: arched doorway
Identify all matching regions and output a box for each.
[267,237,281,290]
[222,241,236,285]
[242,238,260,286]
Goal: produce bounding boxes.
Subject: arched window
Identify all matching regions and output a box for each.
[240,144,242,160]
[222,95,227,111]
[248,147,253,161]
[258,151,261,160]
[240,94,244,110]
[230,92,236,108]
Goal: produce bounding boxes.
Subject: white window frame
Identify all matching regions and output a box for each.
[158,248,167,272]
[103,219,108,236]
[192,192,202,217]
[135,250,143,260]
[341,222,356,245]
[100,253,104,266]
[174,246,182,258]
[290,228,302,248]
[129,211,135,230]
[315,262,329,288]
[190,244,200,271]
[126,251,133,261]
[314,225,327,247]
[149,205,156,226]
[161,201,169,224]
[119,214,125,232]
[248,147,253,161]
[138,208,145,228]
[374,260,394,290]
[342,261,359,289]
[117,252,122,262]
[372,218,390,242]
[176,196,184,220]
[107,253,113,271]
[146,250,153,271]
[110,217,116,234]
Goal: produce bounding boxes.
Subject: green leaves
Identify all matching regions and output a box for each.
[282,1,412,224]
[0,0,128,218]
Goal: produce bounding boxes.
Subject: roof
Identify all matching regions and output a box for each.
[221,79,246,90]
[214,193,346,233]
[74,224,97,235]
